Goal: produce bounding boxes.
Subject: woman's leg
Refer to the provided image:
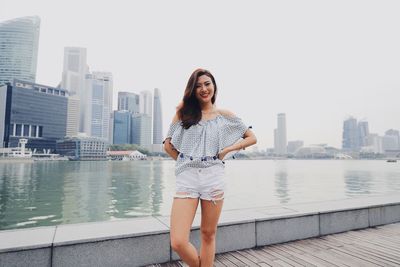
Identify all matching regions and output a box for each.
[199,198,224,267]
[170,197,200,267]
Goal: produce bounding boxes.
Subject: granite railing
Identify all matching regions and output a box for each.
[1,194,400,267]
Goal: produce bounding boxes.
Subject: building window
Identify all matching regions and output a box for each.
[38,126,43,137]
[9,124,14,136]
[61,91,65,96]
[55,90,59,95]
[15,124,22,136]
[41,88,47,93]
[31,125,37,137]
[48,88,53,94]
[23,125,29,137]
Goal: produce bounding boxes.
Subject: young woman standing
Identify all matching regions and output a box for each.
[164,68,257,266]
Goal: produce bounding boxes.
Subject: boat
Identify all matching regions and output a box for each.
[387,159,397,163]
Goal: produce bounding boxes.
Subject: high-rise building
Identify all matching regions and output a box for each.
[140,90,153,116]
[131,113,152,149]
[342,117,371,151]
[274,113,287,155]
[113,110,131,144]
[0,16,40,85]
[153,88,163,145]
[61,47,88,132]
[66,95,80,137]
[83,72,113,142]
[61,47,88,95]
[342,117,359,151]
[0,80,68,151]
[118,92,140,113]
[383,129,400,151]
[366,133,384,154]
[358,121,369,147]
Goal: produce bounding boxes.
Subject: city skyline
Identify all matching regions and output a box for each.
[1,0,400,148]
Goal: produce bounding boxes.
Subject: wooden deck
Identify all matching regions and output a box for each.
[149,222,400,266]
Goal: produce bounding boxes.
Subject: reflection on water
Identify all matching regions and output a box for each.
[344,170,373,196]
[1,160,400,230]
[274,161,290,204]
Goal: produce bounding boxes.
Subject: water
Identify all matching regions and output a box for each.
[0,160,399,230]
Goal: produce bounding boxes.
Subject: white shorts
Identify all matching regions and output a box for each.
[175,164,226,204]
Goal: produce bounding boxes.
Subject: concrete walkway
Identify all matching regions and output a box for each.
[151,222,400,266]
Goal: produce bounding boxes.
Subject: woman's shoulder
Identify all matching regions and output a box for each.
[216,108,237,118]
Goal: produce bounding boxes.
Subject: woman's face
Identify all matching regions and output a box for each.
[195,75,215,105]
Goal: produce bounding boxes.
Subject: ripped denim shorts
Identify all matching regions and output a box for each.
[174,164,226,205]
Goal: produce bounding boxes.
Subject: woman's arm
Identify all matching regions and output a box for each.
[218,129,257,159]
[163,112,180,160]
[217,109,257,159]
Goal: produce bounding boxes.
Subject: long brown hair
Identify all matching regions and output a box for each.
[178,68,218,129]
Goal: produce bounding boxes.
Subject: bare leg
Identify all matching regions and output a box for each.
[199,196,224,267]
[170,197,200,267]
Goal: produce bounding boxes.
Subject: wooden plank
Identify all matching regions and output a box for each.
[316,238,388,267]
[322,236,400,266]
[236,249,264,264]
[343,230,400,249]
[217,253,244,267]
[243,249,283,267]
[327,233,400,262]
[345,228,400,245]
[214,258,227,267]
[273,244,331,267]
[228,251,260,266]
[268,245,318,266]
[264,246,307,267]
[284,242,345,267]
[272,259,294,267]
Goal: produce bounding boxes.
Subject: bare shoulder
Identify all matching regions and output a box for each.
[176,101,183,111]
[171,113,180,123]
[171,101,183,123]
[217,108,236,118]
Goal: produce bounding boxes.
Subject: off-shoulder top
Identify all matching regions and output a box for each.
[164,114,251,175]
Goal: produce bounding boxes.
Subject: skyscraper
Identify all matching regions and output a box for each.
[83,72,113,142]
[383,129,400,151]
[274,113,287,155]
[61,47,88,132]
[358,121,369,147]
[131,113,152,149]
[140,90,153,116]
[113,110,131,144]
[118,92,140,113]
[342,117,359,151]
[66,95,80,137]
[0,16,40,85]
[153,88,163,145]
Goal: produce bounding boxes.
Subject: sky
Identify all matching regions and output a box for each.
[1,0,399,149]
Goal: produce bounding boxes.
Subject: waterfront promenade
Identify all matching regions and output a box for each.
[152,222,400,266]
[1,194,399,266]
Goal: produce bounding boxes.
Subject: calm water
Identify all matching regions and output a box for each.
[0,160,399,230]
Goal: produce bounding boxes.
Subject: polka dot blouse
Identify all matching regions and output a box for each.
[164,114,250,176]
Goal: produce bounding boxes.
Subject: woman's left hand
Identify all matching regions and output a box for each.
[217,147,231,160]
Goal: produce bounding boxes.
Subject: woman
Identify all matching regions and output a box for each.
[163,68,257,267]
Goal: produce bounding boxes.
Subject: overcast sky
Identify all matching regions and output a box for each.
[1,0,399,149]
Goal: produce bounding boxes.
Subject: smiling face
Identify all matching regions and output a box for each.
[195,74,215,105]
